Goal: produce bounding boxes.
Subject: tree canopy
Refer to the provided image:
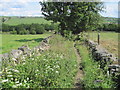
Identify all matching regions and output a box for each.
[40,1,104,35]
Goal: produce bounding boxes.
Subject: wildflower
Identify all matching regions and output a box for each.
[27,77,29,80]
[15,81,19,84]
[11,78,13,80]
[23,63,25,65]
[36,69,39,72]
[56,65,60,68]
[13,69,19,73]
[32,58,34,60]
[24,80,27,83]
[17,83,22,86]
[12,85,17,88]
[7,75,13,77]
[2,79,8,83]
[47,66,50,69]
[56,71,59,73]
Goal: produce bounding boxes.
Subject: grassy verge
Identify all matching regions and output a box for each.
[76,41,114,88]
[1,35,77,88]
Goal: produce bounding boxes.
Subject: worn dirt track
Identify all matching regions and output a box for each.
[73,43,84,88]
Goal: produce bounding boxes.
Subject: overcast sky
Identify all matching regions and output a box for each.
[0,0,119,18]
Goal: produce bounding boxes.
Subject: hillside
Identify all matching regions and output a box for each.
[1,16,52,25]
[103,17,118,24]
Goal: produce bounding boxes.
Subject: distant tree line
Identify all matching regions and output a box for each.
[2,23,58,35]
[98,23,119,32]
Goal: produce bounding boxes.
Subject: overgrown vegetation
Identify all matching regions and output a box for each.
[75,41,114,88]
[1,35,77,88]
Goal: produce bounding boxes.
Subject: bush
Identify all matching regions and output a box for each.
[10,30,17,34]
[35,25,45,34]
[30,30,36,35]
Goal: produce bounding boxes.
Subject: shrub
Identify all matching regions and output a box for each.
[30,29,36,35]
[10,30,17,34]
[35,25,45,34]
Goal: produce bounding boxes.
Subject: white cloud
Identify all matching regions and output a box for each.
[1,2,42,16]
[0,1,119,17]
[100,2,118,18]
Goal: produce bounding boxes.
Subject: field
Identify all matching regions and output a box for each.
[88,31,118,57]
[2,17,52,25]
[0,34,50,54]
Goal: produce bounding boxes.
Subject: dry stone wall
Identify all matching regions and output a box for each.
[1,35,53,64]
[85,39,120,75]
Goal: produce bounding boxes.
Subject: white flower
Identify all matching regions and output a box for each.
[11,78,13,80]
[13,70,19,73]
[17,83,22,86]
[60,55,63,59]
[32,58,34,60]
[27,77,29,80]
[7,75,13,77]
[23,63,25,65]
[15,81,19,84]
[24,80,27,83]
[12,85,17,88]
[56,65,60,68]
[36,69,39,72]
[47,66,50,69]
[2,79,8,83]
[56,71,59,73]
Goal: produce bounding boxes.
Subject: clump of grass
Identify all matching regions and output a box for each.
[76,41,114,88]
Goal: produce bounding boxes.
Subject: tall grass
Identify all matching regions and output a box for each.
[76,41,114,88]
[1,35,77,88]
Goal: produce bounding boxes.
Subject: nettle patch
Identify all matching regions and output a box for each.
[1,51,77,88]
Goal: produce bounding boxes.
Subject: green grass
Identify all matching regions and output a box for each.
[3,17,52,26]
[2,35,77,88]
[1,34,50,54]
[88,31,118,57]
[76,41,114,88]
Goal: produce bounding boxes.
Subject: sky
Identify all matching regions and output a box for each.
[0,0,119,18]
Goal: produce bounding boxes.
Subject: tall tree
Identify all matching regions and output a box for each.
[40,1,104,35]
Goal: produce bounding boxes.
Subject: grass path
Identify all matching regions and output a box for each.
[73,42,84,88]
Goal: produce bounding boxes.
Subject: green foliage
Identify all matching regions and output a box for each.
[40,2,104,34]
[76,42,114,88]
[2,23,58,35]
[10,30,17,34]
[98,23,118,32]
